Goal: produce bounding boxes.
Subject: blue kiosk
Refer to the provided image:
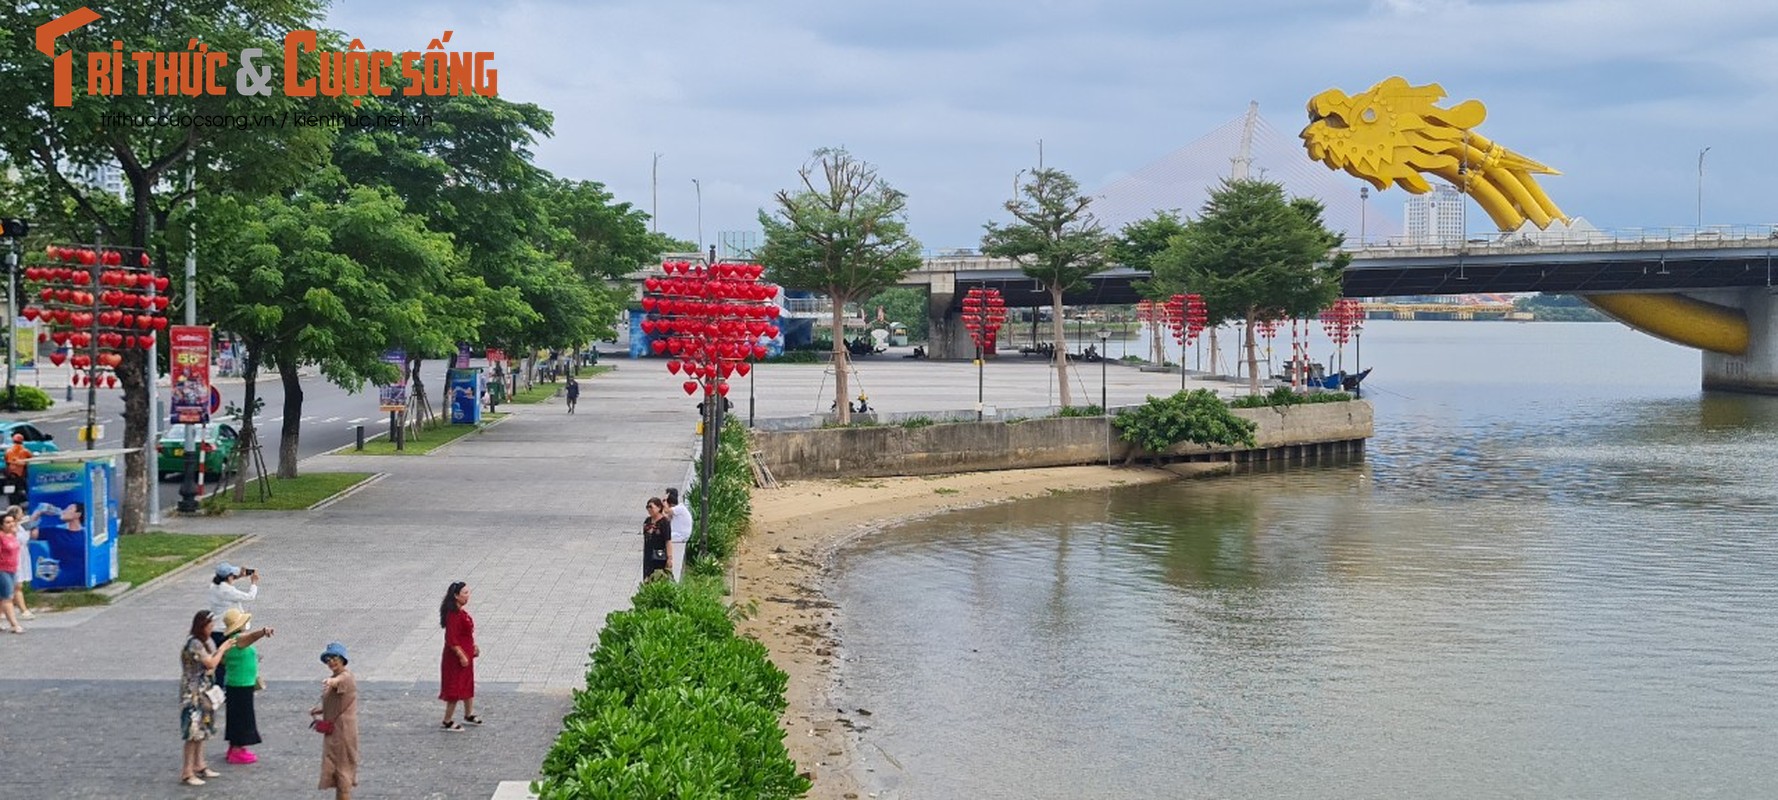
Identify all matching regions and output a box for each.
[23,452,121,591]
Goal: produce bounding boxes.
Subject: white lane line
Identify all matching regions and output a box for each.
[267,416,282,423]
[299,416,315,422]
[347,417,369,424]
[322,416,341,423]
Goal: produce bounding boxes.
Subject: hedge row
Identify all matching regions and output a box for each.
[535,420,807,798]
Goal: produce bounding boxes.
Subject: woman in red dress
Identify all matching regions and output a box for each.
[438,581,480,731]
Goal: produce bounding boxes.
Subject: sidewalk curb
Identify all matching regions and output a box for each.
[306,472,387,511]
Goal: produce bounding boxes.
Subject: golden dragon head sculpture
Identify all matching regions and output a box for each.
[1301,76,1568,231]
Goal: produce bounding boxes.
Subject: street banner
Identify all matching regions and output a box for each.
[378,348,408,412]
[485,347,505,365]
[169,325,212,425]
[14,318,36,370]
[454,342,471,368]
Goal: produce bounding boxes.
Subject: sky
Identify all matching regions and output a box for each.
[325,0,1778,253]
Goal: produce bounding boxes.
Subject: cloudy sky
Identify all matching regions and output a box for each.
[327,0,1777,252]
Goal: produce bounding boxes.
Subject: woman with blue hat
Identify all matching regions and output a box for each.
[310,642,358,800]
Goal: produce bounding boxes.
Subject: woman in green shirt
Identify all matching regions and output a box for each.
[219,608,275,765]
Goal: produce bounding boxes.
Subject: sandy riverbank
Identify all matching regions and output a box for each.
[731,464,1183,799]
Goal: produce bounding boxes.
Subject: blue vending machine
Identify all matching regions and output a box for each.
[25,457,119,591]
[447,367,483,425]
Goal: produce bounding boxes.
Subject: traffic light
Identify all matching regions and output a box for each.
[0,218,27,238]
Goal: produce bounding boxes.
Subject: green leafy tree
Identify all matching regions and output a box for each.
[757,148,921,423]
[1112,211,1189,363]
[864,286,929,341]
[198,181,457,482]
[0,0,339,532]
[1150,179,1349,393]
[981,168,1110,407]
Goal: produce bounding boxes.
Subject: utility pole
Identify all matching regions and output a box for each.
[1359,186,1369,246]
[691,178,702,254]
[651,153,660,234]
[1037,139,1043,170]
[1697,146,1711,230]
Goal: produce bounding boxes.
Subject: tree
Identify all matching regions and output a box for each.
[0,0,339,532]
[1112,211,1189,363]
[757,148,921,423]
[864,286,929,341]
[197,181,458,483]
[1149,179,1349,394]
[981,168,1110,407]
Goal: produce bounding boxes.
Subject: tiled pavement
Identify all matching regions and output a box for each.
[0,366,695,799]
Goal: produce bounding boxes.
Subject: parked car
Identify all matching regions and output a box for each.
[156,423,238,480]
[0,421,60,454]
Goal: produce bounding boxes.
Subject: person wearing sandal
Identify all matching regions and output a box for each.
[0,514,25,634]
[4,507,35,621]
[311,642,359,800]
[220,609,274,765]
[438,581,481,730]
[181,610,235,786]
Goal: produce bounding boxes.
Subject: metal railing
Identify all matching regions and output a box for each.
[1346,224,1778,255]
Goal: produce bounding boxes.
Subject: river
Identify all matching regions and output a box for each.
[831,320,1778,799]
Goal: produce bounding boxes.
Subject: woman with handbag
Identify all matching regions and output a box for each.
[220,608,274,765]
[642,498,670,580]
[310,642,359,800]
[181,610,235,786]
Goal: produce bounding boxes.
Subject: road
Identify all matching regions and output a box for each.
[8,359,472,512]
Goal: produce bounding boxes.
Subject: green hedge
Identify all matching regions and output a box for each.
[534,577,809,800]
[1227,386,1353,408]
[686,422,751,574]
[6,385,52,411]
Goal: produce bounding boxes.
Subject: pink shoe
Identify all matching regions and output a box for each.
[226,747,257,765]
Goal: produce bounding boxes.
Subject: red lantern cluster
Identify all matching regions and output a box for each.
[1254,317,1281,342]
[1134,299,1160,324]
[1319,298,1363,346]
[1164,294,1207,346]
[22,245,167,389]
[640,260,781,396]
[960,287,1005,353]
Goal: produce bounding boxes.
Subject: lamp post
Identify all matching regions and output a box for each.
[0,218,25,412]
[1359,186,1369,246]
[1697,146,1711,230]
[691,178,703,254]
[1096,328,1109,412]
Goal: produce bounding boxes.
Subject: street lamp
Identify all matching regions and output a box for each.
[691,178,703,254]
[1358,186,1369,246]
[0,218,27,412]
[1096,328,1109,412]
[1697,146,1711,230]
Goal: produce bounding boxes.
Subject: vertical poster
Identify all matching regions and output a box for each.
[447,368,482,425]
[13,318,36,370]
[378,348,408,412]
[169,325,213,425]
[454,342,472,368]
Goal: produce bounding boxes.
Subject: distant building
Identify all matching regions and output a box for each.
[1404,185,1464,246]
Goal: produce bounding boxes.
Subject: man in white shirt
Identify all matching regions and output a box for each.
[664,487,692,581]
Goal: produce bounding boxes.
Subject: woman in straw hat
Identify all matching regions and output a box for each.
[311,642,359,800]
[219,608,274,765]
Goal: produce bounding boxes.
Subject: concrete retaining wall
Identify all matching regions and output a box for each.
[753,400,1373,480]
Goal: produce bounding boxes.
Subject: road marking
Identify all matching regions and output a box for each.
[267,416,282,423]
[299,416,315,422]
[347,417,369,424]
[322,416,341,423]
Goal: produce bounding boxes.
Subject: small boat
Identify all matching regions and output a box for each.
[1274,361,1372,395]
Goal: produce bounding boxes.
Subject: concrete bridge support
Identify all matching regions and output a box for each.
[1695,288,1778,394]
[925,273,963,360]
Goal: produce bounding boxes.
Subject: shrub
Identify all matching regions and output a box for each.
[6,385,52,411]
[536,578,808,800]
[898,416,935,429]
[1056,404,1103,417]
[1112,389,1257,464]
[765,349,822,364]
[686,423,751,565]
[1227,387,1352,408]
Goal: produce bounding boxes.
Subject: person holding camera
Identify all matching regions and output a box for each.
[208,562,259,686]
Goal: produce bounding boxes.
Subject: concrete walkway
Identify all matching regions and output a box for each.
[0,365,693,799]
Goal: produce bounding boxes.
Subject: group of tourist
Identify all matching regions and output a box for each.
[179,566,483,798]
[642,486,694,581]
[0,502,47,635]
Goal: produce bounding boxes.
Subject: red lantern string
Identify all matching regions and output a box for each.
[21,245,165,383]
[960,287,1006,353]
[642,260,780,396]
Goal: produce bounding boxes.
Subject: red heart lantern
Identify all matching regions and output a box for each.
[105,375,117,388]
[682,380,697,395]
[153,316,168,331]
[717,382,731,397]
[37,288,53,303]
[154,276,170,292]
[753,345,768,359]
[140,252,151,267]
[736,362,751,377]
[138,335,155,349]
[152,296,169,311]
[70,373,82,386]
[666,360,681,375]
[21,307,38,322]
[48,352,66,366]
[650,340,668,355]
[51,332,68,346]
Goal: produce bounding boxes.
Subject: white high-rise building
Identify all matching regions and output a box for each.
[1404,185,1465,246]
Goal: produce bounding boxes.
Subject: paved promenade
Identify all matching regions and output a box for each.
[0,356,1241,798]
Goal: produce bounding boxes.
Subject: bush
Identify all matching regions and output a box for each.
[1056,404,1104,417]
[686,423,752,565]
[898,416,935,429]
[5,385,52,411]
[1112,389,1257,463]
[1227,386,1352,408]
[765,349,822,364]
[536,578,808,800]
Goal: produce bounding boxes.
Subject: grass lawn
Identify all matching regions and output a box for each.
[348,415,500,455]
[205,471,377,511]
[508,366,613,404]
[26,531,241,612]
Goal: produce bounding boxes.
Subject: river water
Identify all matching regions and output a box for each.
[832,320,1778,799]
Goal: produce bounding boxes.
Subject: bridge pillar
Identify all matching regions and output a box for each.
[926,273,962,359]
[1697,288,1778,394]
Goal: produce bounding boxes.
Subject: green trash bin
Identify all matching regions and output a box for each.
[489,379,506,406]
